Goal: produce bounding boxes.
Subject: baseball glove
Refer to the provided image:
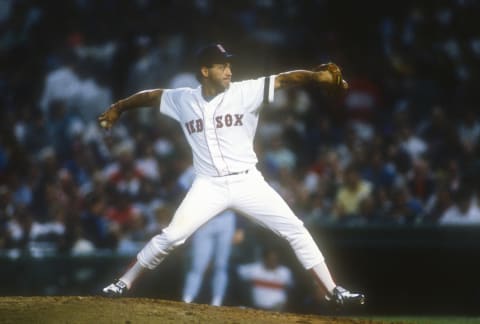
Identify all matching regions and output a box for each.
[98,103,122,129]
[313,62,348,96]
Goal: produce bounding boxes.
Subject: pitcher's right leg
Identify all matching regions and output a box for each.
[103,176,228,296]
[138,177,228,269]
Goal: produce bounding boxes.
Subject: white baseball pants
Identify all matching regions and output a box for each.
[137,168,324,270]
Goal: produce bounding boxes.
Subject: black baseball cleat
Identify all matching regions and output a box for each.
[326,286,365,307]
[102,279,128,297]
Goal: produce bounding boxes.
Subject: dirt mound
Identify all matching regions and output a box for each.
[0,296,383,324]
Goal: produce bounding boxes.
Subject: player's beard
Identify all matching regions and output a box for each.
[221,78,231,90]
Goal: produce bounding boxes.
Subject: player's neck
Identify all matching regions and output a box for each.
[201,83,225,100]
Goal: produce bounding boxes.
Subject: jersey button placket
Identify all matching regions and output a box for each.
[204,105,228,176]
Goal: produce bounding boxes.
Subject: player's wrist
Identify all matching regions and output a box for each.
[313,70,333,84]
[114,101,125,114]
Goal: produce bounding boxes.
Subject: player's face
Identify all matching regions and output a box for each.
[207,63,232,90]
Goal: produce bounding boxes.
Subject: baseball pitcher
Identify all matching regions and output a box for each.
[100,43,365,307]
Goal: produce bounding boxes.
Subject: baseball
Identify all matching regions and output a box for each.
[100,120,109,128]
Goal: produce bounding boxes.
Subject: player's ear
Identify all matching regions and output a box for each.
[201,67,209,78]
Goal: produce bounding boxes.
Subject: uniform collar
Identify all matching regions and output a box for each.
[195,85,229,105]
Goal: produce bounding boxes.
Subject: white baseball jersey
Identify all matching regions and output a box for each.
[159,76,276,176]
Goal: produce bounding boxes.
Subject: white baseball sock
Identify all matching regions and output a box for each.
[120,261,147,289]
[311,261,336,295]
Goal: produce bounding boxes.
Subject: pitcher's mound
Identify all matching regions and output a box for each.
[0,296,380,324]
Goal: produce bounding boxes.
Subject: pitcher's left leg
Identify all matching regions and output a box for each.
[230,171,365,306]
[231,171,325,270]
[103,176,229,297]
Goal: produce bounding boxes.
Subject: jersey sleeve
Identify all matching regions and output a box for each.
[159,88,182,122]
[263,75,276,104]
[237,75,276,113]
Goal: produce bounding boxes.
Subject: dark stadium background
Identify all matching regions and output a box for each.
[1,0,479,317]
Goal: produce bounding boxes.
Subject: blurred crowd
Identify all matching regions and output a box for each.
[1,0,480,259]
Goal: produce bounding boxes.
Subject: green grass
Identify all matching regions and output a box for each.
[367,317,480,324]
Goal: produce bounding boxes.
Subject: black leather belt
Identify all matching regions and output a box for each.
[224,169,249,176]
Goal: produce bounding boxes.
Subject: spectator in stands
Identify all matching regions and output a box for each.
[21,108,51,158]
[397,125,427,163]
[80,194,115,249]
[457,108,480,154]
[302,191,335,227]
[388,186,423,225]
[134,139,160,182]
[342,72,382,142]
[39,51,82,114]
[27,205,67,256]
[263,135,297,178]
[419,106,461,170]
[105,191,142,232]
[361,149,397,190]
[360,187,393,224]
[406,157,436,203]
[439,189,480,226]
[332,164,372,224]
[4,207,33,250]
[237,247,293,311]
[103,141,146,198]
[73,64,113,124]
[424,186,453,224]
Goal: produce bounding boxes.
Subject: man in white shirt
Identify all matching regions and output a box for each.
[99,43,364,308]
[237,248,293,311]
[439,189,480,225]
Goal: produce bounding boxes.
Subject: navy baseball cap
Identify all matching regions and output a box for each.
[195,43,234,67]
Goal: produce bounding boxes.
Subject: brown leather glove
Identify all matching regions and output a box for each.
[313,62,348,96]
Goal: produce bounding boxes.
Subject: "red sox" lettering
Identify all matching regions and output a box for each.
[185,114,244,134]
